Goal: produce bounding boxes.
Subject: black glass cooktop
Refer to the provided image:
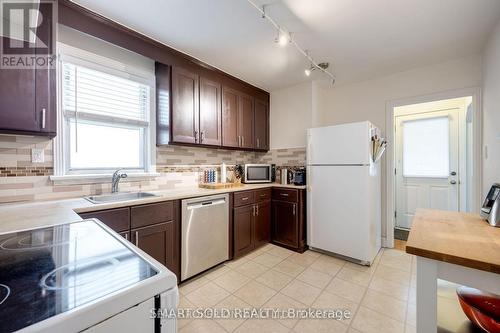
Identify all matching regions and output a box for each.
[0,220,158,332]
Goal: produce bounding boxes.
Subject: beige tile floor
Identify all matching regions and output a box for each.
[178,243,417,333]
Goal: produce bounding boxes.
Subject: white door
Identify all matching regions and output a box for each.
[395,109,459,229]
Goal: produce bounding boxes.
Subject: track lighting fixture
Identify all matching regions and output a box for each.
[247,0,336,84]
[275,29,290,47]
[305,62,329,77]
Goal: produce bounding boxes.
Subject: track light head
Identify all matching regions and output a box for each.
[318,62,329,70]
[275,30,290,47]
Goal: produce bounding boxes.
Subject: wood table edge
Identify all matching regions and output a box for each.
[406,245,500,275]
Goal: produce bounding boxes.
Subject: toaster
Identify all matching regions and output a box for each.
[480,183,500,227]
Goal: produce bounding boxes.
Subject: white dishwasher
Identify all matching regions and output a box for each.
[181,194,229,281]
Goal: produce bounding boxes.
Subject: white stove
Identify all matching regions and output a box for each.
[0,219,178,333]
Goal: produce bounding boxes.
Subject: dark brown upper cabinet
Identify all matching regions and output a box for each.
[222,87,256,150]
[254,99,269,150]
[199,77,222,146]
[155,63,171,145]
[171,66,199,144]
[239,93,254,149]
[0,36,56,137]
[222,87,240,148]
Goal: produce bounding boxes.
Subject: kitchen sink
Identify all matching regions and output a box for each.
[85,192,159,204]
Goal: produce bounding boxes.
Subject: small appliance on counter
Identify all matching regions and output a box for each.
[280,168,288,185]
[293,168,306,186]
[480,183,500,227]
[242,164,272,183]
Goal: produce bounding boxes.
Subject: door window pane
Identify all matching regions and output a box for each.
[403,117,449,177]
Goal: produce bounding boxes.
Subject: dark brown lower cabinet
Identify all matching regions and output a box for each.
[119,231,130,241]
[254,200,271,248]
[131,221,178,278]
[271,188,306,253]
[233,189,272,258]
[78,200,181,282]
[272,201,298,248]
[233,205,254,257]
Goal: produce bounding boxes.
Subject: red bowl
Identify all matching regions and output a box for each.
[456,286,500,333]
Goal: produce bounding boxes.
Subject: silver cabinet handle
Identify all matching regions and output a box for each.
[242,136,244,146]
[252,205,256,216]
[450,180,457,185]
[41,108,46,129]
[241,197,249,201]
[135,231,139,246]
[292,204,296,215]
[450,171,457,176]
[194,130,198,143]
[256,204,259,216]
[124,233,128,241]
[257,138,260,148]
[238,136,241,147]
[201,131,205,143]
[280,193,289,197]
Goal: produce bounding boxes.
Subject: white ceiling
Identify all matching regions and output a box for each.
[71,0,500,91]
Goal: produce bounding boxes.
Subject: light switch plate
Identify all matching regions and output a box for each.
[31,148,45,163]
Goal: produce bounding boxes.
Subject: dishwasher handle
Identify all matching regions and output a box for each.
[187,198,226,210]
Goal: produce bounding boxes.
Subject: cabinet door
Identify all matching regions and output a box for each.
[254,99,269,150]
[199,77,221,146]
[233,205,255,257]
[79,207,130,233]
[131,221,179,279]
[0,38,37,133]
[155,62,171,145]
[171,67,199,144]
[254,200,271,248]
[272,201,299,248]
[238,94,254,149]
[222,87,239,148]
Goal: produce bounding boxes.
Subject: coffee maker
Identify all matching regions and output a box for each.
[480,183,500,227]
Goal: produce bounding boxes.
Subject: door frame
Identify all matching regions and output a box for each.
[384,87,482,248]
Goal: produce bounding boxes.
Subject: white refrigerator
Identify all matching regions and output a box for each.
[307,121,385,265]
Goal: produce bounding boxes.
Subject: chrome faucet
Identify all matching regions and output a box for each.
[111,169,128,193]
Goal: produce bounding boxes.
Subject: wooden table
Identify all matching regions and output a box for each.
[406,209,500,333]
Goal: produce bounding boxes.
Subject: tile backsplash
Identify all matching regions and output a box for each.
[0,135,306,204]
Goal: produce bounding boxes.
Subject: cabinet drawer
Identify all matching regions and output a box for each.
[79,207,130,233]
[131,201,174,228]
[234,190,255,207]
[272,188,298,203]
[255,188,271,202]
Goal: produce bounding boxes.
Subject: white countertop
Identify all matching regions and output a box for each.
[0,183,306,233]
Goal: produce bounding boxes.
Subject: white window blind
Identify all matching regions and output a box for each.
[62,63,149,122]
[403,116,450,178]
[61,60,152,174]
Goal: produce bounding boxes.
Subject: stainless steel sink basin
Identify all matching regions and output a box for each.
[85,192,159,204]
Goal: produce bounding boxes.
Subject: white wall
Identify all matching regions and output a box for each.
[270,82,312,149]
[319,55,482,131]
[482,20,500,195]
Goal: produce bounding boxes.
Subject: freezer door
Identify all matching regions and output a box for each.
[307,121,373,165]
[307,165,381,264]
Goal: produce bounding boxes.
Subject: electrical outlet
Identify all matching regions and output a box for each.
[31,148,45,163]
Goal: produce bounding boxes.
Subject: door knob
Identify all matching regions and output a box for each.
[450,180,457,185]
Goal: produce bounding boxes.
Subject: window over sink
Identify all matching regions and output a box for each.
[53,42,156,179]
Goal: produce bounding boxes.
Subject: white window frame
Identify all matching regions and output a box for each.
[52,43,157,183]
